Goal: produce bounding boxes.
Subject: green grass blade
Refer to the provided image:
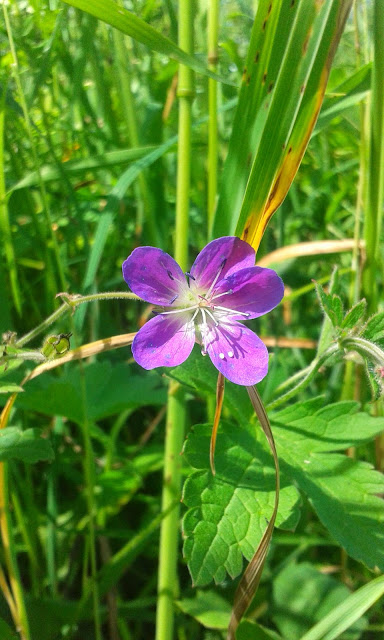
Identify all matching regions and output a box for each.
[299,575,384,640]
[9,146,158,191]
[212,0,352,251]
[0,87,21,315]
[74,137,176,331]
[61,0,231,84]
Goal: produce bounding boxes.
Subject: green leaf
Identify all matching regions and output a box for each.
[314,63,371,135]
[9,146,157,191]
[300,574,384,640]
[61,0,229,83]
[331,295,344,326]
[0,427,54,463]
[0,618,18,640]
[182,422,301,586]
[16,361,166,425]
[272,563,365,640]
[213,0,352,247]
[315,283,343,328]
[341,299,367,330]
[73,136,177,331]
[0,383,24,394]
[362,311,384,341]
[236,620,283,640]
[176,590,231,630]
[272,400,384,571]
[168,346,252,425]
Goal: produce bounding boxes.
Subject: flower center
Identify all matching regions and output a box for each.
[154,260,250,356]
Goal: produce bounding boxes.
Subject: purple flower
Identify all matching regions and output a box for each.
[122,236,284,386]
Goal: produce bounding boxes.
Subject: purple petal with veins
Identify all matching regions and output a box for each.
[212,266,284,320]
[132,313,195,369]
[123,236,284,385]
[204,320,269,385]
[122,247,188,306]
[189,237,255,290]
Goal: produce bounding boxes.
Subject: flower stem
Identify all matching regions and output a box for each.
[267,344,340,410]
[156,3,194,639]
[15,292,139,348]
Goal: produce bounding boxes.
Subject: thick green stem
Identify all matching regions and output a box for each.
[207,0,219,237]
[174,1,194,270]
[362,0,384,311]
[155,383,187,640]
[156,3,194,639]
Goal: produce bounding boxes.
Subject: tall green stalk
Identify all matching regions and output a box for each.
[207,0,219,236]
[156,2,194,639]
[363,0,384,311]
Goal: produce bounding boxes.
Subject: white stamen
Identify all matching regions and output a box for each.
[190,308,199,323]
[213,305,250,317]
[211,289,233,300]
[205,259,227,298]
[204,308,219,326]
[219,352,225,359]
[200,308,209,354]
[228,351,234,358]
[159,304,197,316]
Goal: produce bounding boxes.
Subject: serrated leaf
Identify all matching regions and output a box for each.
[272,399,384,452]
[0,427,54,463]
[315,283,333,318]
[330,295,344,326]
[182,422,301,586]
[271,400,384,571]
[362,311,384,341]
[315,284,343,328]
[341,300,367,330]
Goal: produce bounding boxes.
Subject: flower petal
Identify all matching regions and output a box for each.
[213,266,284,319]
[123,247,188,305]
[204,320,269,385]
[189,237,255,291]
[132,313,195,369]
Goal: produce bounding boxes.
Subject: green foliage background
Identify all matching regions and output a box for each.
[0,1,383,640]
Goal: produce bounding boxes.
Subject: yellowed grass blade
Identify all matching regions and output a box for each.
[257,239,365,267]
[209,372,225,475]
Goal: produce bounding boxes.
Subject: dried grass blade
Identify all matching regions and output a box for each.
[227,385,279,640]
[210,372,225,475]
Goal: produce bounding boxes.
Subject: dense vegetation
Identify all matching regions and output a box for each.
[0,1,383,640]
